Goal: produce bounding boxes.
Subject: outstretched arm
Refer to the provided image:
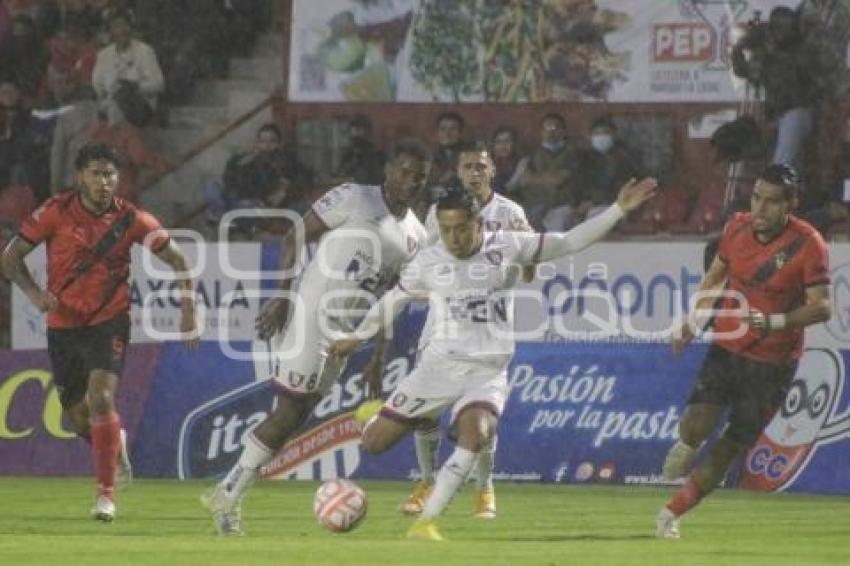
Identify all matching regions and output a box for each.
[532,177,657,262]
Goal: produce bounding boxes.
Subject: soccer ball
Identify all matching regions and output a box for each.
[313,479,367,533]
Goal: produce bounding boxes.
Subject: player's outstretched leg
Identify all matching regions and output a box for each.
[203,393,316,535]
[473,433,497,519]
[657,435,743,539]
[87,370,121,522]
[408,407,495,541]
[662,403,720,480]
[661,440,700,481]
[401,421,440,515]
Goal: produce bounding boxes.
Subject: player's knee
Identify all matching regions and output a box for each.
[86,388,115,414]
[679,407,715,446]
[456,412,495,452]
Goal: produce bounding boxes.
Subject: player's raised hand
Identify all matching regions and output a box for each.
[616,177,658,213]
[255,297,291,340]
[29,289,58,313]
[328,337,362,359]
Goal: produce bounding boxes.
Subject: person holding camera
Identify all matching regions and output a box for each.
[731,6,842,171]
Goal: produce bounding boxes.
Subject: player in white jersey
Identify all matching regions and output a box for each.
[329,178,656,540]
[402,147,532,519]
[201,140,432,536]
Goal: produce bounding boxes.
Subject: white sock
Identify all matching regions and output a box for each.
[475,434,497,491]
[420,446,476,520]
[414,425,441,484]
[220,432,273,500]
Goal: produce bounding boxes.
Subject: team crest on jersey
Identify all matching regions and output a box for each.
[774,251,788,270]
[485,250,503,266]
[485,220,502,231]
[407,236,418,254]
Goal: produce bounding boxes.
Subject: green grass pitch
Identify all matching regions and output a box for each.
[0,478,847,566]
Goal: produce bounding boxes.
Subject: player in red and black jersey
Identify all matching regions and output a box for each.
[1,143,199,522]
[656,164,832,539]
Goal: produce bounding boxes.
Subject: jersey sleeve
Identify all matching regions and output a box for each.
[802,232,830,287]
[311,184,356,230]
[18,200,60,245]
[513,231,546,264]
[508,203,532,232]
[398,254,429,297]
[133,210,170,252]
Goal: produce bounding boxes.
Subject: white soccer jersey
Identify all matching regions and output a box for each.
[299,183,427,333]
[424,191,531,245]
[399,230,542,365]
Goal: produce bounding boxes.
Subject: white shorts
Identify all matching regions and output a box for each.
[381,350,508,426]
[269,299,347,397]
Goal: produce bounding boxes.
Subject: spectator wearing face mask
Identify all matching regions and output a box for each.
[513,113,580,231]
[576,116,643,221]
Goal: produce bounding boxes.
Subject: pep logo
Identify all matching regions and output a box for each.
[652,24,715,62]
[0,369,75,440]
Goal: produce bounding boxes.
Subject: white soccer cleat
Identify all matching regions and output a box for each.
[116,428,133,490]
[662,441,697,480]
[91,494,116,522]
[201,485,244,536]
[655,507,680,539]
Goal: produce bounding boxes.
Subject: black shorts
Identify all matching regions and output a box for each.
[687,344,797,445]
[47,313,130,409]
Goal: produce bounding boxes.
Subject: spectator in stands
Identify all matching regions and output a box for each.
[92,11,163,128]
[431,111,466,186]
[216,0,268,57]
[513,113,580,231]
[0,13,49,99]
[332,114,386,186]
[731,6,842,170]
[205,123,309,236]
[0,80,49,201]
[45,17,97,102]
[415,111,466,218]
[576,116,643,220]
[83,106,172,202]
[50,85,98,193]
[489,126,526,195]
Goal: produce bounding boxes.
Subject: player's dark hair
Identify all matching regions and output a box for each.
[759,163,800,200]
[436,185,480,220]
[492,126,517,142]
[591,115,617,132]
[541,113,566,129]
[388,138,432,163]
[75,143,124,170]
[459,140,491,157]
[257,123,282,142]
[436,111,465,130]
